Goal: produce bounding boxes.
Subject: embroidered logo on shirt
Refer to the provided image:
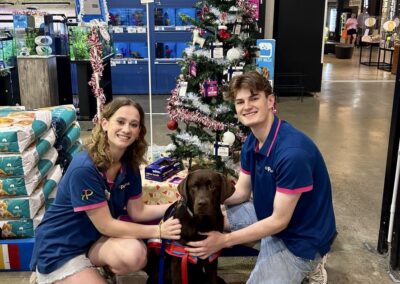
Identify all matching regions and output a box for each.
[120,182,130,190]
[265,166,274,173]
[81,189,94,200]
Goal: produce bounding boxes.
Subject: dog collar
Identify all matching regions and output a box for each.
[180,199,194,217]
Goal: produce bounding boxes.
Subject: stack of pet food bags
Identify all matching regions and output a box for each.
[39,105,83,174]
[0,106,62,240]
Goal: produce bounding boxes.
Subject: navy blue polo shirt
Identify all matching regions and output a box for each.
[30,151,142,274]
[241,116,336,260]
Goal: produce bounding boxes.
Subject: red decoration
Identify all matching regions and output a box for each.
[167,119,178,130]
[243,48,250,59]
[218,29,231,41]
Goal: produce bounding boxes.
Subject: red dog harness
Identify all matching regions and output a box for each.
[147,239,221,284]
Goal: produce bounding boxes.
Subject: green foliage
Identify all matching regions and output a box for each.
[0,38,15,66]
[25,28,38,55]
[69,27,90,60]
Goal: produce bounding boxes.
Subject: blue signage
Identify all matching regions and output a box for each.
[256,39,276,86]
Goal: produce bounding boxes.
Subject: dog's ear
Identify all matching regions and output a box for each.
[218,173,235,204]
[178,172,190,200]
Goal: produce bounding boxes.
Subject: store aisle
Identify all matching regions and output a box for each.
[0,48,397,283]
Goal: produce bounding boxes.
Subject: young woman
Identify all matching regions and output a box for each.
[345,13,358,45]
[31,97,181,283]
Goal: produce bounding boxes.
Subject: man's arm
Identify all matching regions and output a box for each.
[186,191,301,258]
[225,191,301,245]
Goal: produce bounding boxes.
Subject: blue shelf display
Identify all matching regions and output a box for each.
[108,0,197,95]
[114,41,147,58]
[109,8,146,27]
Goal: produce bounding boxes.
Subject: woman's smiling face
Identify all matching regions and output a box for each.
[101,105,141,152]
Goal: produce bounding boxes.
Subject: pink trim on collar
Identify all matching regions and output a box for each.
[267,119,281,157]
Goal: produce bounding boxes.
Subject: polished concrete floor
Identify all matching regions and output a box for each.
[1,47,398,283]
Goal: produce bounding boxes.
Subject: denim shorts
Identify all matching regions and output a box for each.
[226,202,321,284]
[36,254,94,284]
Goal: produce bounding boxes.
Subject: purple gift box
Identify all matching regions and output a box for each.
[145,157,182,182]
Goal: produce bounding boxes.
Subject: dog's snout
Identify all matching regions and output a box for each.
[197,198,207,207]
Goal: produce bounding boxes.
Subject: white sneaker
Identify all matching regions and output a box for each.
[307,254,328,284]
[29,272,37,284]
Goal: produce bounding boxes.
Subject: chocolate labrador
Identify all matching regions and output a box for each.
[145,169,235,284]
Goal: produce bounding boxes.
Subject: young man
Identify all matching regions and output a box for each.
[186,71,337,284]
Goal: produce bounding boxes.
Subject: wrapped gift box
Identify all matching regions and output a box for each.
[145,157,182,182]
[0,238,34,271]
[142,167,187,205]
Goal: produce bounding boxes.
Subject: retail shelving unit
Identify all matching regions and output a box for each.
[108,0,197,95]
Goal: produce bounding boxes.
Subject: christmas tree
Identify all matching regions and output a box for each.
[166,0,261,176]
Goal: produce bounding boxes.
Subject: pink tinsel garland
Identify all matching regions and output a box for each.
[167,87,248,142]
[167,88,225,131]
[88,26,106,124]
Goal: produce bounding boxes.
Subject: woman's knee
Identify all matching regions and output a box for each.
[110,240,147,275]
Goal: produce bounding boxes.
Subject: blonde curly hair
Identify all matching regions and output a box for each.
[86,97,148,171]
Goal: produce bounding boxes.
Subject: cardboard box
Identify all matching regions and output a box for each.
[0,238,34,271]
[145,157,182,182]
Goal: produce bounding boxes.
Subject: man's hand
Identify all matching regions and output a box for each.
[185,231,227,259]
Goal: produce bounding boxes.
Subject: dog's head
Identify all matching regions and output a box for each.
[177,169,235,218]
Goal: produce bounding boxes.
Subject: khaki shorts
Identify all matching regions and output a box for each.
[35,254,94,284]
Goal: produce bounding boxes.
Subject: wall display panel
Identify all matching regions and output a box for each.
[108,0,197,95]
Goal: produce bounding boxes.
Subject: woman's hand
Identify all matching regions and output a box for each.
[160,217,181,240]
[185,231,227,259]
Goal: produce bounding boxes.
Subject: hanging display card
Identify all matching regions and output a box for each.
[248,0,260,20]
[256,39,276,86]
[234,24,241,35]
[202,80,218,97]
[210,42,224,59]
[189,61,197,77]
[214,142,229,157]
[178,81,188,97]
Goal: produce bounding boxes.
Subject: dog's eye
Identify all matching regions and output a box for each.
[207,181,215,190]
